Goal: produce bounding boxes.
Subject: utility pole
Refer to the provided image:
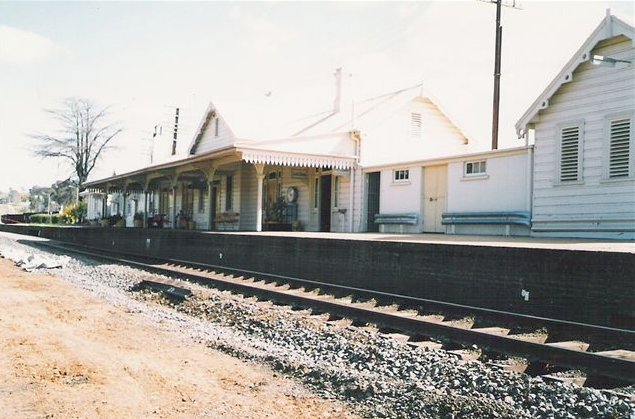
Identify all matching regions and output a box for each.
[481,0,521,150]
[150,124,161,164]
[171,108,179,156]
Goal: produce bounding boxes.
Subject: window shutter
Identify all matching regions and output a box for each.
[410,113,422,138]
[609,118,631,178]
[560,126,580,182]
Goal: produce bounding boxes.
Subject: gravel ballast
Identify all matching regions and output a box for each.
[1,233,633,419]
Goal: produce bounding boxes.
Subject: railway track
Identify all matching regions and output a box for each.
[35,240,635,388]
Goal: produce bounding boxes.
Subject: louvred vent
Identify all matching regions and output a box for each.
[609,118,631,178]
[411,113,422,138]
[560,126,580,182]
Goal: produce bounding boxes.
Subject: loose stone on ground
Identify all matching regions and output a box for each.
[0,233,633,419]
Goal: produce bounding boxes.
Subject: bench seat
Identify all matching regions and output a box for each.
[442,211,530,226]
[374,213,419,225]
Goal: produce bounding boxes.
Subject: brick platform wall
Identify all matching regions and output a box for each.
[1,224,632,328]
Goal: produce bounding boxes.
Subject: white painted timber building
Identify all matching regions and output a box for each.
[85,72,476,234]
[517,12,635,239]
[84,13,633,240]
[361,146,533,235]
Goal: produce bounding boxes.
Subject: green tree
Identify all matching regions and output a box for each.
[50,179,76,208]
[28,186,52,212]
[7,188,23,204]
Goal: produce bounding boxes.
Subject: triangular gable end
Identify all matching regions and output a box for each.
[515,12,635,138]
[188,102,239,156]
[413,96,471,145]
[293,83,471,145]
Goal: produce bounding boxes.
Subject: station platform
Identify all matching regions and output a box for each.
[1,224,633,329]
[204,230,635,254]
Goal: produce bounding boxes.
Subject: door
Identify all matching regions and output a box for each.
[423,165,448,233]
[319,175,332,232]
[366,172,380,232]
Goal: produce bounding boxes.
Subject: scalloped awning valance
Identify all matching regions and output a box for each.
[241,151,353,170]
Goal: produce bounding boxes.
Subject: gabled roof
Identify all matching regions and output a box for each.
[188,82,471,156]
[293,83,471,143]
[187,95,334,155]
[515,12,635,138]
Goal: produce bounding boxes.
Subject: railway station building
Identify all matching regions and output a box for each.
[84,74,473,233]
[85,12,634,240]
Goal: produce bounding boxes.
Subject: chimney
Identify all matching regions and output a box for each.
[333,68,342,114]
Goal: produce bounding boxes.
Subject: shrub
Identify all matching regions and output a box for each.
[29,213,50,224]
[62,202,87,224]
[74,202,87,223]
[62,206,74,224]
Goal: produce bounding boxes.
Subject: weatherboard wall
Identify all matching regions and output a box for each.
[530,37,635,238]
[192,113,236,156]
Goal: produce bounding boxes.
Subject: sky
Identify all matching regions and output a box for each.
[0,0,633,192]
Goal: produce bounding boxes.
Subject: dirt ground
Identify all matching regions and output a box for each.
[0,258,358,419]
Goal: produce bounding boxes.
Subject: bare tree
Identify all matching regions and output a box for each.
[31,98,122,191]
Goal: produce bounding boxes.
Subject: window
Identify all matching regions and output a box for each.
[313,177,319,209]
[214,118,219,137]
[560,125,582,182]
[159,189,170,214]
[333,176,340,207]
[198,188,206,212]
[411,113,422,138]
[393,169,409,182]
[608,117,631,178]
[225,175,233,210]
[182,186,194,217]
[464,160,487,176]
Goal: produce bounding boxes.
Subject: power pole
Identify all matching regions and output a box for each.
[481,0,521,150]
[171,108,179,156]
[150,124,162,164]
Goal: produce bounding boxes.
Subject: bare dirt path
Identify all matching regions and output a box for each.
[0,258,358,419]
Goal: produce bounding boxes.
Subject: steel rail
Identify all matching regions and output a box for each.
[39,240,633,338]
[35,240,635,383]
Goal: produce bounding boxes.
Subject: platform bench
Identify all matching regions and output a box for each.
[374,213,419,233]
[442,211,531,236]
[214,212,240,231]
[374,213,419,226]
[442,211,531,226]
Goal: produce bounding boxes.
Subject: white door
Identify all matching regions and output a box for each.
[423,165,448,233]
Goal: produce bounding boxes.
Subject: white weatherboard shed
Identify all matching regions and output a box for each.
[516,12,635,239]
[363,146,533,235]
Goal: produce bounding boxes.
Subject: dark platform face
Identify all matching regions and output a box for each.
[1,224,633,329]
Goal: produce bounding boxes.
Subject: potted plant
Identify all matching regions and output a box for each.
[133,211,144,228]
[109,214,123,227]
